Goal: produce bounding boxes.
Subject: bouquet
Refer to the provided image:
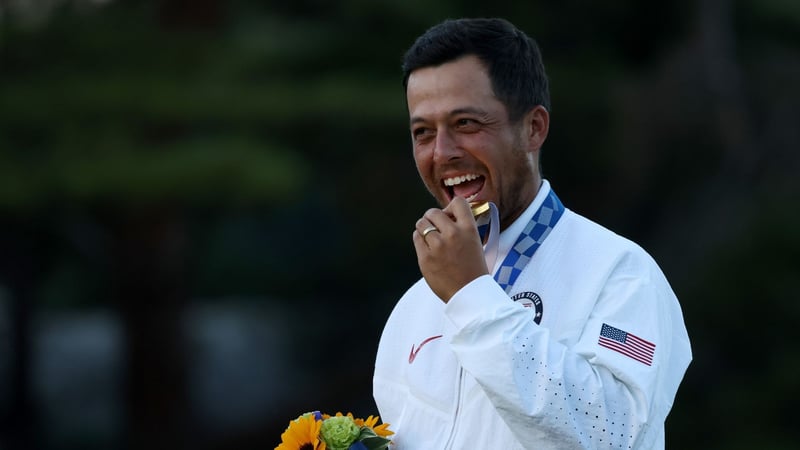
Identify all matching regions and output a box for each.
[275,411,394,450]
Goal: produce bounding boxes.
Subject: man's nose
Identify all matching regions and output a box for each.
[433,129,463,164]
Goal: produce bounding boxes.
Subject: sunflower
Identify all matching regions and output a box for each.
[275,414,326,450]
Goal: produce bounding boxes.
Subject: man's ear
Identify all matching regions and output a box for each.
[525,105,550,152]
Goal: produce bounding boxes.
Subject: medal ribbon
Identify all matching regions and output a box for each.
[492,189,564,293]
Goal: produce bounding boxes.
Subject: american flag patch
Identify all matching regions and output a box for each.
[598,323,655,366]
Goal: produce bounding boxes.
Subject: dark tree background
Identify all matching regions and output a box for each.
[0,1,798,449]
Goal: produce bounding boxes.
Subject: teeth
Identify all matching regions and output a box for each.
[466,193,478,202]
[444,173,479,186]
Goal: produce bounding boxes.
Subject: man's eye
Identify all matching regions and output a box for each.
[413,128,432,139]
[456,118,478,128]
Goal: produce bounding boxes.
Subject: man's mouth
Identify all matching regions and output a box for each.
[443,173,485,202]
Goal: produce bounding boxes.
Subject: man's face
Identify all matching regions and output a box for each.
[406,55,541,227]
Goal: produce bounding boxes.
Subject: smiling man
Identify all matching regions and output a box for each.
[373,18,692,449]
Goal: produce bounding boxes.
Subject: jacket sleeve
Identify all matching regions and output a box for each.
[444,251,692,449]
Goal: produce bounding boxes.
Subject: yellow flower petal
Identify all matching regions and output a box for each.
[363,415,378,428]
[373,422,394,438]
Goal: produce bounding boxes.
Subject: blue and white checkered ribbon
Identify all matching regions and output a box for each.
[493,189,564,293]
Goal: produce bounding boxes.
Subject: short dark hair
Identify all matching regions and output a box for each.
[402,18,550,122]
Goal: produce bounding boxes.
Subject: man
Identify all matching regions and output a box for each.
[373,18,691,449]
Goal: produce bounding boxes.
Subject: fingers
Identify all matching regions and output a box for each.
[424,197,473,229]
[414,213,443,248]
[414,197,476,245]
[441,196,474,224]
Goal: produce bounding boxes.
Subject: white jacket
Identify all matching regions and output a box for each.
[373,181,692,449]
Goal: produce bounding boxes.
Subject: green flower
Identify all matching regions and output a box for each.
[320,415,361,450]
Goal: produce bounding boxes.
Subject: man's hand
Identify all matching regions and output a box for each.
[413,197,489,302]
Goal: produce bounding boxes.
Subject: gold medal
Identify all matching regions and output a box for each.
[470,201,490,217]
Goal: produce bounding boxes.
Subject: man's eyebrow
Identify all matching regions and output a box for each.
[409,107,490,126]
[451,107,490,117]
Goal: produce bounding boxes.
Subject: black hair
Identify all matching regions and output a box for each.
[402,18,550,122]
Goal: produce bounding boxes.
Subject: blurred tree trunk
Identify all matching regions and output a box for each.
[110,207,191,450]
[114,2,225,448]
[614,0,759,278]
[660,0,758,273]
[0,217,46,450]
[696,0,757,174]
[158,0,225,29]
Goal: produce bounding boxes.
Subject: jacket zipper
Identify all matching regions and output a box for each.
[443,367,465,449]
